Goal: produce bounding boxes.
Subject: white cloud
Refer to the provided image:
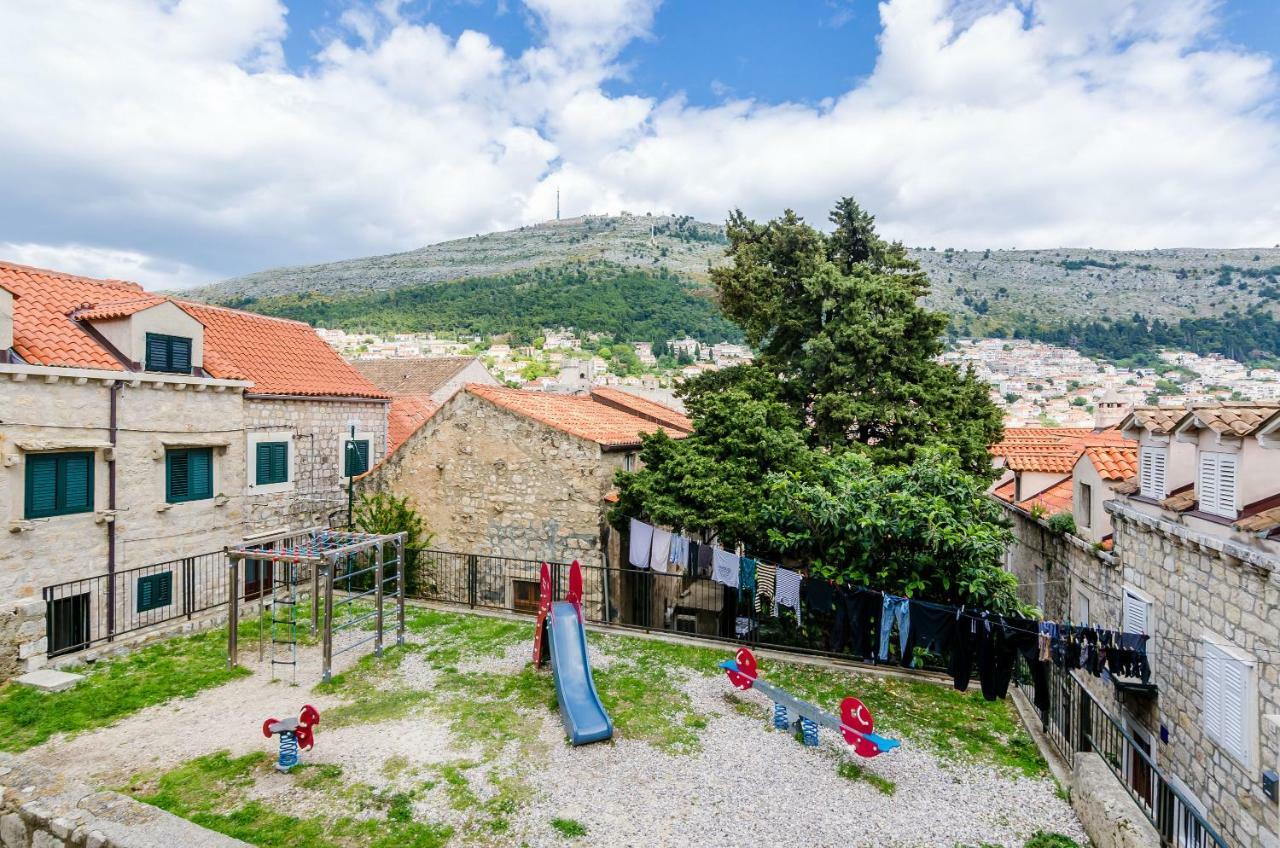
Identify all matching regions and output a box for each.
[0,0,1275,290]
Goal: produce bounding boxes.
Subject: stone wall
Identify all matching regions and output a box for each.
[0,600,43,680]
[0,753,247,848]
[243,396,387,533]
[1069,753,1161,848]
[360,390,618,565]
[1108,500,1280,848]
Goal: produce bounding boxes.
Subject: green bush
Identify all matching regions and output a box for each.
[1045,511,1076,536]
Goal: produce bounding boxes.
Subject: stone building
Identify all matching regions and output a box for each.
[357,384,690,617]
[351,356,496,408]
[0,260,387,676]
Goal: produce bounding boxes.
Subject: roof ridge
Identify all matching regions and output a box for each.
[0,258,144,292]
[178,298,313,328]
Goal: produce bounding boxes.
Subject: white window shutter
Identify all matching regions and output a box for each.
[1123,590,1149,635]
[1140,449,1153,496]
[1151,449,1166,497]
[1222,659,1249,763]
[1217,454,1238,516]
[1198,452,1218,514]
[1203,642,1224,742]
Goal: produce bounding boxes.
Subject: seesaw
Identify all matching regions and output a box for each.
[720,647,900,757]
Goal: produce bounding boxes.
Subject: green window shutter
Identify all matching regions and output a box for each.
[166,451,189,501]
[137,571,174,613]
[345,439,370,476]
[255,441,288,485]
[26,452,94,518]
[145,333,193,374]
[166,448,213,502]
[145,333,169,371]
[170,337,192,372]
[25,455,58,518]
[189,448,212,499]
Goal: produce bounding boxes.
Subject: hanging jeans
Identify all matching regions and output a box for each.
[878,595,910,665]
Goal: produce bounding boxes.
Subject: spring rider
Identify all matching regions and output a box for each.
[262,704,320,772]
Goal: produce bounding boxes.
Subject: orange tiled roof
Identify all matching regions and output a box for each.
[466,384,688,448]
[388,396,440,452]
[72,295,173,322]
[180,302,387,399]
[992,478,1017,503]
[1122,407,1185,436]
[0,260,141,370]
[1018,477,1074,514]
[1,259,386,399]
[1175,402,1280,437]
[589,387,692,433]
[1083,445,1138,482]
[1004,449,1081,474]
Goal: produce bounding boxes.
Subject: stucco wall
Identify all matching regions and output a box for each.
[359,390,616,565]
[1108,501,1280,848]
[243,397,387,533]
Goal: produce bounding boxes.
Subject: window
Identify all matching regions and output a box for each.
[144,333,192,374]
[624,452,636,472]
[165,448,212,503]
[675,614,698,634]
[137,571,173,613]
[1197,451,1238,519]
[1139,445,1167,499]
[255,441,289,485]
[25,452,94,518]
[1075,591,1091,626]
[1078,482,1093,528]
[1203,639,1255,767]
[343,438,370,477]
[1123,587,1152,635]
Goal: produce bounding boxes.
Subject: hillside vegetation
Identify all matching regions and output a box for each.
[191,213,1280,360]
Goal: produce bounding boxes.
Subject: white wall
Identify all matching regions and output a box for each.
[91,302,204,370]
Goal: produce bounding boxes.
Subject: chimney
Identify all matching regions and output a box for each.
[0,286,13,357]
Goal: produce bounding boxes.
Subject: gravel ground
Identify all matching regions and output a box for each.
[22,619,1087,848]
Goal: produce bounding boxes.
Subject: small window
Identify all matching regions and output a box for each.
[1123,587,1152,635]
[675,614,698,634]
[1078,483,1093,528]
[137,571,173,613]
[145,333,192,374]
[343,438,370,477]
[255,441,289,485]
[1197,451,1238,519]
[25,452,94,518]
[1203,639,1254,767]
[1075,591,1091,626]
[1139,446,1167,499]
[624,452,636,472]
[165,448,213,503]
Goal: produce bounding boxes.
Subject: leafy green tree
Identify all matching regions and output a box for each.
[761,450,1021,613]
[352,492,433,594]
[711,199,1002,475]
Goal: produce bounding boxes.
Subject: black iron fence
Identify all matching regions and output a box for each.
[1018,658,1227,848]
[43,550,229,656]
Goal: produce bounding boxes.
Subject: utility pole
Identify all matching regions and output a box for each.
[556,188,560,221]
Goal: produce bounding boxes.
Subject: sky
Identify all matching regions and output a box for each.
[0,0,1277,289]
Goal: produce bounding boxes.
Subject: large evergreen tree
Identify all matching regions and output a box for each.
[712,199,1002,475]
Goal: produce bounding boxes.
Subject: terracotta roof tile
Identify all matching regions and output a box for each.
[1235,506,1280,534]
[1161,489,1198,512]
[1123,407,1186,436]
[1,258,385,399]
[466,384,688,448]
[1177,402,1280,437]
[352,357,478,398]
[1112,478,1140,495]
[1018,477,1074,514]
[589,388,692,433]
[388,396,440,452]
[992,479,1017,503]
[1083,445,1138,482]
[992,426,1134,476]
[1004,450,1080,474]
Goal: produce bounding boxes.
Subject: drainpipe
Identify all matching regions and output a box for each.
[107,380,121,641]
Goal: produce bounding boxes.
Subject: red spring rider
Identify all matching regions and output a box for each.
[262,704,320,772]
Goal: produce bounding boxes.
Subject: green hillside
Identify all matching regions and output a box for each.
[223,262,743,345]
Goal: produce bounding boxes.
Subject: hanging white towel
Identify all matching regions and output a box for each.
[649,528,673,573]
[712,547,740,588]
[629,519,654,568]
[773,567,802,624]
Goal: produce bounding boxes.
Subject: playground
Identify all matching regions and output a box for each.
[2,584,1087,848]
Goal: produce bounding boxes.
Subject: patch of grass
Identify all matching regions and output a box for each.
[295,762,345,792]
[721,692,768,720]
[0,627,249,753]
[313,644,436,728]
[381,754,411,780]
[125,751,453,848]
[764,661,1049,777]
[836,759,896,795]
[1024,833,1082,848]
[551,817,588,838]
[403,607,529,666]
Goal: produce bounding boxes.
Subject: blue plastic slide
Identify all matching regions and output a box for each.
[547,601,614,745]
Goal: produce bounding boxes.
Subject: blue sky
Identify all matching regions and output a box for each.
[0,0,1277,287]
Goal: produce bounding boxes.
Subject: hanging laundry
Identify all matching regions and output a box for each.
[712,547,740,588]
[755,560,777,612]
[905,600,955,661]
[976,614,1017,700]
[878,595,911,666]
[1038,621,1056,662]
[649,528,673,573]
[950,607,977,692]
[833,587,881,660]
[774,567,802,624]
[801,578,835,615]
[686,540,701,574]
[697,544,714,578]
[668,535,689,575]
[738,557,758,607]
[628,519,654,569]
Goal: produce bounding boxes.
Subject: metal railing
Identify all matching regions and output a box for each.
[1018,657,1228,848]
[43,550,229,656]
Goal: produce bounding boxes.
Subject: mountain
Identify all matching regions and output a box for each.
[190,213,1280,357]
